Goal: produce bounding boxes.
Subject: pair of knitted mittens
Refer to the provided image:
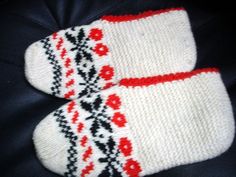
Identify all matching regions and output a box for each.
[25,8,234,177]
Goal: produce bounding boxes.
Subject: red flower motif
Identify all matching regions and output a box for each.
[123,158,142,177]
[118,137,132,156]
[112,112,127,127]
[106,94,121,110]
[93,43,109,56]
[89,28,103,41]
[99,65,114,81]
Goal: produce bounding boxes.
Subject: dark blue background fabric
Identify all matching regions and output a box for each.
[0,0,236,177]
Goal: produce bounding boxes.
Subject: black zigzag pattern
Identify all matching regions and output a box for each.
[54,109,78,177]
[41,38,62,96]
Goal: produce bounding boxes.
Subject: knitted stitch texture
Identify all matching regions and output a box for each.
[33,68,234,177]
[25,8,196,99]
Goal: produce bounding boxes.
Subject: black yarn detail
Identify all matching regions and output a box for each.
[77,65,101,98]
[81,95,112,136]
[65,29,93,63]
[54,109,78,177]
[65,28,101,98]
[41,38,62,96]
[80,95,123,176]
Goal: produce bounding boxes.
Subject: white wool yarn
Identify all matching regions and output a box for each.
[25,8,196,99]
[33,69,234,177]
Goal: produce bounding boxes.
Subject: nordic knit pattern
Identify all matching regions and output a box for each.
[25,8,196,99]
[33,68,235,177]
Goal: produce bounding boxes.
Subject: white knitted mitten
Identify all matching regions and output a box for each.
[25,8,196,99]
[33,68,234,177]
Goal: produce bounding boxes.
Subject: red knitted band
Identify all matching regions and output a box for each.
[101,7,185,22]
[119,68,219,87]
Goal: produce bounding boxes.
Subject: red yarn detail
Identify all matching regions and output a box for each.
[77,122,84,133]
[66,79,75,88]
[67,101,75,113]
[56,37,63,50]
[112,112,127,127]
[93,43,109,56]
[53,33,76,98]
[118,138,132,156]
[106,94,121,110]
[123,158,142,177]
[72,111,79,124]
[65,58,71,68]
[83,146,93,162]
[80,136,88,147]
[52,32,58,39]
[101,7,184,22]
[81,162,94,177]
[64,90,75,99]
[103,82,115,90]
[89,28,103,41]
[66,69,74,78]
[60,48,67,59]
[119,68,219,87]
[99,65,114,81]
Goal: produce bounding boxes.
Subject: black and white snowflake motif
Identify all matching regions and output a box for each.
[65,28,101,98]
[80,95,123,177]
